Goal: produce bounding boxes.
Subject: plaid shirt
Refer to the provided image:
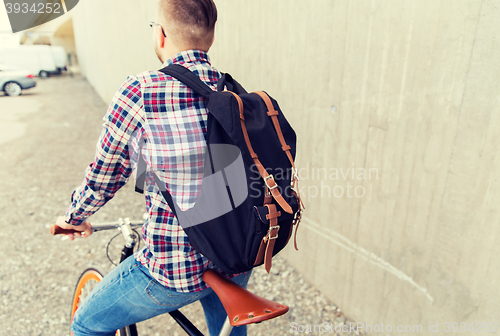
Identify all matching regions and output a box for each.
[65,50,229,292]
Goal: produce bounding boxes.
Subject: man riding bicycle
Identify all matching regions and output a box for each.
[55,1,252,335]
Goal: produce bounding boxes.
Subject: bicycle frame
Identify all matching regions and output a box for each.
[79,218,232,336]
[54,217,288,336]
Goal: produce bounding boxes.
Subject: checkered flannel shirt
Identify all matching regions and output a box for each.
[65,50,230,292]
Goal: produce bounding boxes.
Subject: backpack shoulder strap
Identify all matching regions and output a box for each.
[252,91,296,170]
[217,73,248,94]
[159,64,213,99]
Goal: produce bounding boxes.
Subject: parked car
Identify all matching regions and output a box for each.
[0,64,36,96]
[0,45,57,78]
[50,46,68,74]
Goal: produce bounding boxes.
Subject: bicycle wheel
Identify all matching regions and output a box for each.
[70,268,138,336]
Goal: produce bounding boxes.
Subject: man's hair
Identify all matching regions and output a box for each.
[159,0,217,50]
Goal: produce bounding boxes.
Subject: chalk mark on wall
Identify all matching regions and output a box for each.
[302,217,434,304]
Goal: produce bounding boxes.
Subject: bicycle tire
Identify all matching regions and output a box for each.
[70,267,138,336]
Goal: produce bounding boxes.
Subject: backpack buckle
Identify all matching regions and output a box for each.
[293,210,303,224]
[264,175,278,190]
[268,225,280,240]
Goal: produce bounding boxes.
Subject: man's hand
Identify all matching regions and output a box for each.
[55,216,92,240]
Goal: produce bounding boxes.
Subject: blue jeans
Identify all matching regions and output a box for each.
[71,255,252,336]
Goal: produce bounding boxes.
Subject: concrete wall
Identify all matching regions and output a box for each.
[72,1,158,102]
[72,0,500,333]
[52,18,77,56]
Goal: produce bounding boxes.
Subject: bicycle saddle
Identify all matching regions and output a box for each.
[202,269,289,327]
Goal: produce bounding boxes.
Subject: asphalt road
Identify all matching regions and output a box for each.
[0,75,360,336]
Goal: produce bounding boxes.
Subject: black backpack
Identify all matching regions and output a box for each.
[136,64,304,275]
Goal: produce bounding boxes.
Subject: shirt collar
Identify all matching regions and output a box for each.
[161,50,211,68]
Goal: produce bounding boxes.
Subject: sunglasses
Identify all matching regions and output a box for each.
[149,22,166,38]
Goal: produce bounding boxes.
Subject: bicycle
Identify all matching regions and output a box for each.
[50,217,289,336]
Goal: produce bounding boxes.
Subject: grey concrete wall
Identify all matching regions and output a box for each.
[72,0,158,102]
[51,18,77,56]
[72,0,500,334]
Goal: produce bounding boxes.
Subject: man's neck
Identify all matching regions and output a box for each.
[161,50,210,68]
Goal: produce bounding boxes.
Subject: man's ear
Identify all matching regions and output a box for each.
[158,27,166,48]
[153,23,166,49]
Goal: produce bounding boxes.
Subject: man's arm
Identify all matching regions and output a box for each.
[61,76,145,234]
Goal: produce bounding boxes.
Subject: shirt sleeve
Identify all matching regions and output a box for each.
[65,76,144,225]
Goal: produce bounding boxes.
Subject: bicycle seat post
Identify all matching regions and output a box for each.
[219,318,233,336]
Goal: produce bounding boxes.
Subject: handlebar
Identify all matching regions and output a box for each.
[50,219,144,236]
[50,225,81,235]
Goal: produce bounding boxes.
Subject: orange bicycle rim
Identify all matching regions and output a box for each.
[71,269,103,335]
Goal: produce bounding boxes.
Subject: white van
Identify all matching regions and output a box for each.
[0,45,57,78]
[50,46,68,74]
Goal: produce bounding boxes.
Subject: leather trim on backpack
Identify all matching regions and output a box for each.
[253,91,296,171]
[253,204,281,273]
[227,91,293,214]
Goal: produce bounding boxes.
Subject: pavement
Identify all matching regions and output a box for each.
[0,75,364,336]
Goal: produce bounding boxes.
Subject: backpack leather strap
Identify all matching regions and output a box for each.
[227,91,293,214]
[253,204,281,273]
[253,91,296,171]
[253,91,305,211]
[291,191,303,251]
